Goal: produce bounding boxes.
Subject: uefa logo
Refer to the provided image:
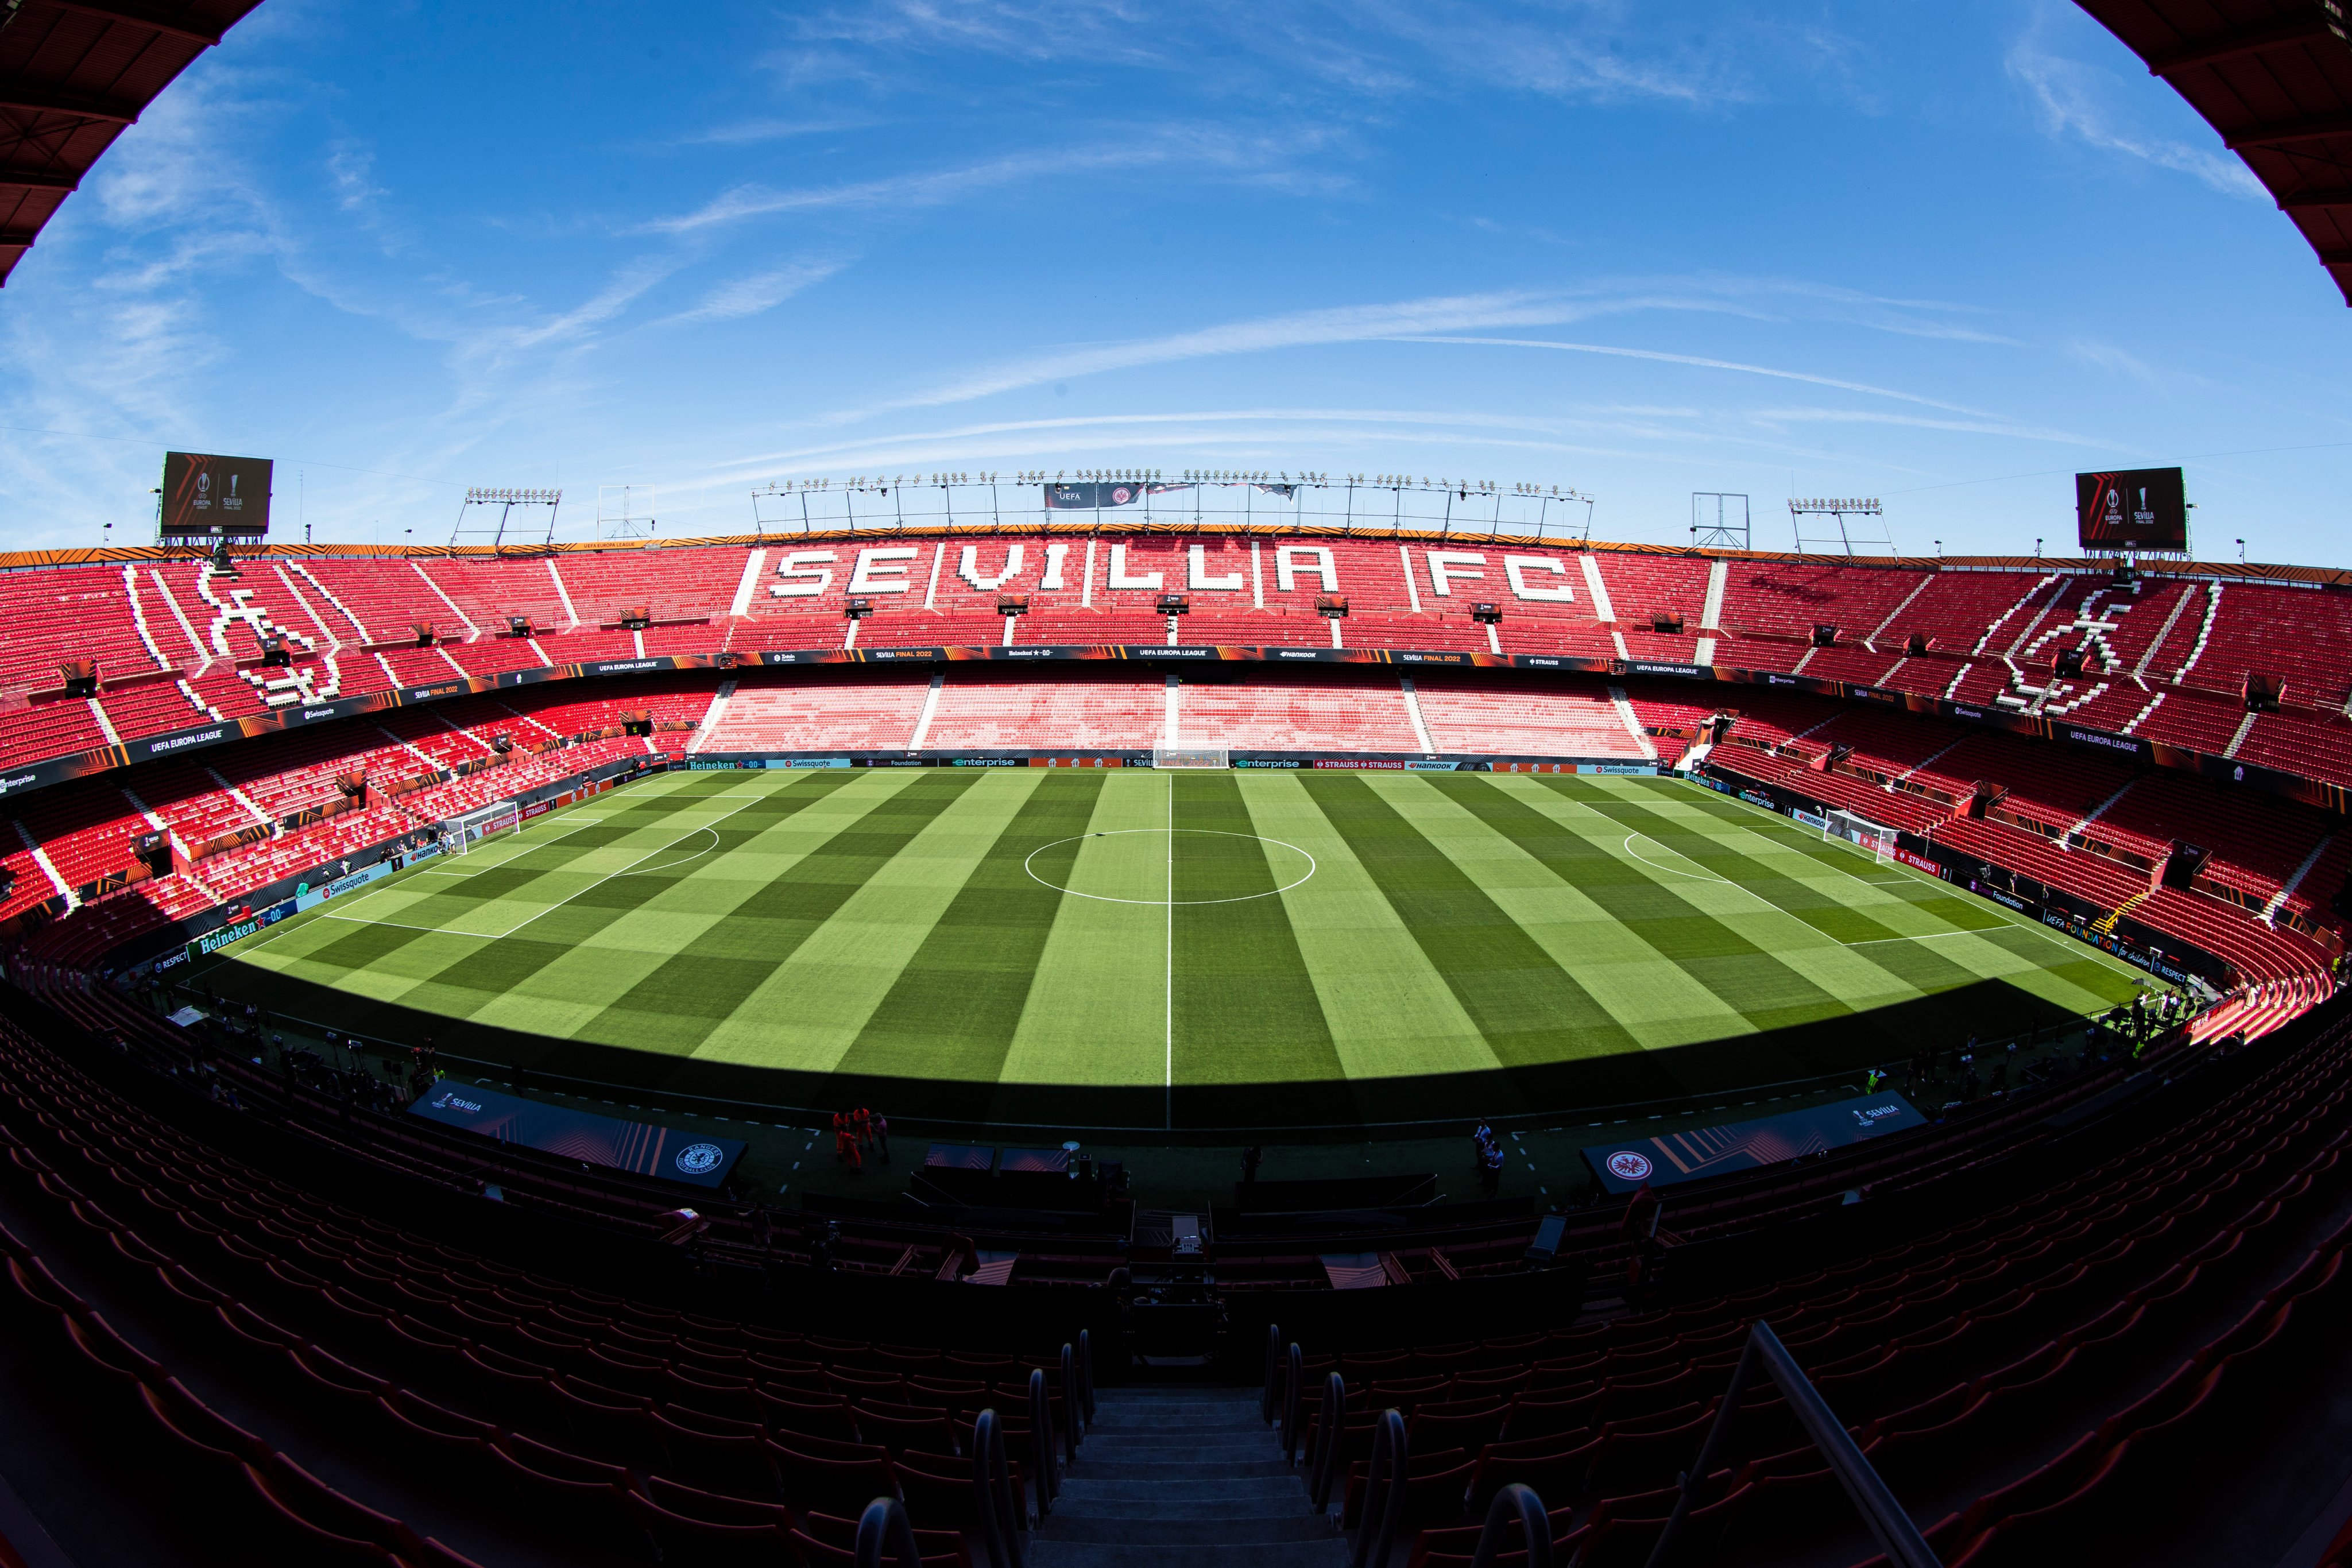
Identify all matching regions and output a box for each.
[675,1142,725,1175]
[1606,1151,1653,1182]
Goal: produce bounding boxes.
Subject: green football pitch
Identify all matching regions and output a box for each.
[194,766,2146,1133]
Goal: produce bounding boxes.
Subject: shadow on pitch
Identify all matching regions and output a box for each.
[204,969,2105,1138]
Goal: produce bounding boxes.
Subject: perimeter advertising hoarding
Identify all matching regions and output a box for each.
[1583,1093,1927,1194]
[160,451,273,539]
[408,1080,745,1190]
[2076,467,2187,551]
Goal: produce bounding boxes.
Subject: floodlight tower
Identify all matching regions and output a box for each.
[450,487,562,551]
[1787,497,1893,556]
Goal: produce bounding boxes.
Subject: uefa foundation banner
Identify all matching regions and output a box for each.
[1583,1093,1927,1194]
[1045,479,1190,509]
[409,1080,745,1190]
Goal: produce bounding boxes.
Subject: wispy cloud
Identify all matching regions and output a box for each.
[676,402,1959,500]
[836,281,2018,425]
[1740,405,2103,446]
[1395,335,2009,418]
[655,260,846,327]
[641,124,1340,235]
[2006,33,2264,201]
[860,292,1603,417]
[672,116,878,146]
[2065,338,2164,384]
[779,0,1871,111]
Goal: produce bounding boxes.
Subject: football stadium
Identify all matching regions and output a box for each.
[2,3,2351,1567]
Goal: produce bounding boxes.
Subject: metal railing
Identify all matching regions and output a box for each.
[1469,1484,1555,1568]
[1027,1366,1059,1516]
[1643,1321,1936,1568]
[1279,1340,1305,1464]
[1307,1370,1348,1513]
[1262,1322,1283,1423]
[970,1407,1026,1568]
[1350,1408,1409,1568]
[1059,1341,1083,1464]
[854,1496,924,1568]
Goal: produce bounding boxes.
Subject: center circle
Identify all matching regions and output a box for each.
[1023,828,1318,905]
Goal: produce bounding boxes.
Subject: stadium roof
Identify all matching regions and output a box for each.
[2076,0,2352,305]
[0,0,260,287]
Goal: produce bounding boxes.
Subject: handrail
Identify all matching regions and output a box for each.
[1642,1320,1935,1568]
[1349,1408,1407,1568]
[1262,1322,1282,1423]
[1279,1341,1305,1464]
[854,1496,924,1568]
[970,1407,1026,1568]
[1059,1342,1082,1462]
[1075,1327,1096,1423]
[1307,1370,1347,1513]
[1469,1483,1554,1568]
[1027,1366,1058,1516]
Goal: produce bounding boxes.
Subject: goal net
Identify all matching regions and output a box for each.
[441,800,522,854]
[1823,808,1897,861]
[1153,746,1228,769]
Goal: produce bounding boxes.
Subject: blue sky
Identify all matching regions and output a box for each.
[2,0,2346,563]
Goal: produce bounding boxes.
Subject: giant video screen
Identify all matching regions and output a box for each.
[2076,467,2185,551]
[160,451,272,539]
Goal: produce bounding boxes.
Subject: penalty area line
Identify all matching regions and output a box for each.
[483,788,771,942]
[1672,776,2147,983]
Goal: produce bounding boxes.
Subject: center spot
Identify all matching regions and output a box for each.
[1024,828,1318,905]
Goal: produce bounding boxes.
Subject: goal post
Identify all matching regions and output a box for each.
[1823,807,1897,861]
[1152,746,1228,769]
[442,800,522,853]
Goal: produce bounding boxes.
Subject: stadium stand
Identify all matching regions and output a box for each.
[698,669,933,753]
[0,534,2336,1047]
[0,541,2345,782]
[1179,669,1423,754]
[2,893,2347,1564]
[1410,672,1649,759]
[922,668,1167,752]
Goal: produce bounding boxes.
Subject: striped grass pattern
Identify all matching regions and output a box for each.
[202,768,2144,1132]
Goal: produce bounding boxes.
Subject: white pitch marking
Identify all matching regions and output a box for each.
[488,788,771,940]
[1023,827,1318,906]
[1621,831,1731,884]
[1165,772,1174,1132]
[604,824,719,878]
[1673,776,2145,981]
[305,781,770,945]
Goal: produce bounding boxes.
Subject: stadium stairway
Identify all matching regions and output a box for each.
[1031,1386,1349,1567]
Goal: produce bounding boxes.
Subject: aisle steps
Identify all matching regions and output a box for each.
[1030,1386,1349,1568]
